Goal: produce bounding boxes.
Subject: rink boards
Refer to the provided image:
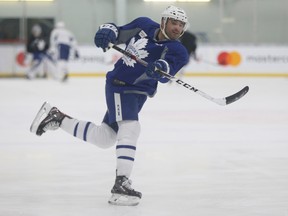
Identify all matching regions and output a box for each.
[0,44,288,77]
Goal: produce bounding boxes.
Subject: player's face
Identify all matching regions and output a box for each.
[164,18,185,40]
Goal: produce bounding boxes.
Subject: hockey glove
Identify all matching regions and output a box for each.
[94,23,118,52]
[37,39,46,51]
[145,59,170,80]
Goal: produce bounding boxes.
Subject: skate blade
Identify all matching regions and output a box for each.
[108,193,140,206]
[30,102,52,135]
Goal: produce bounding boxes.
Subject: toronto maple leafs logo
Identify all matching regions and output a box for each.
[123,38,149,67]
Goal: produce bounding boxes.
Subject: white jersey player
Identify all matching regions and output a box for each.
[49,21,79,81]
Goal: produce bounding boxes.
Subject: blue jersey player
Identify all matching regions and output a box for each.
[30,5,189,206]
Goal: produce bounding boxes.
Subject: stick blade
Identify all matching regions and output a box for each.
[225,86,249,105]
[30,102,52,134]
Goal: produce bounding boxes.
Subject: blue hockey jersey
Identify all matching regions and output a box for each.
[106,17,189,97]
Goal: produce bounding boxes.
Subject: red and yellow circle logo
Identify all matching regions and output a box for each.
[217,51,241,66]
[16,51,27,67]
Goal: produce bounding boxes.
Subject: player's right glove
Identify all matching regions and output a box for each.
[94,23,118,52]
[145,59,170,80]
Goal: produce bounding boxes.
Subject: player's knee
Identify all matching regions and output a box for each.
[117,120,141,144]
[87,122,117,149]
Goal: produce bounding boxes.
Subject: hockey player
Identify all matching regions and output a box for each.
[49,21,79,82]
[26,24,54,79]
[30,5,189,206]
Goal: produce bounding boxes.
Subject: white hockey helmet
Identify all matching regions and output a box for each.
[161,5,189,39]
[31,24,42,37]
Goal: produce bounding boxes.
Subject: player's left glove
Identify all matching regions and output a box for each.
[94,23,118,52]
[145,59,170,80]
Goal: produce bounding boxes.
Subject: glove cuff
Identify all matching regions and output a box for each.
[99,23,119,39]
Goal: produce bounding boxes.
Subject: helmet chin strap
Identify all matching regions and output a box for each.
[160,26,171,40]
[159,17,170,40]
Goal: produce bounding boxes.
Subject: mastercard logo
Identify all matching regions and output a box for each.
[217,51,241,66]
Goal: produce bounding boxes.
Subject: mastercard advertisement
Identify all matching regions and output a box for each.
[217,51,241,66]
[183,46,288,76]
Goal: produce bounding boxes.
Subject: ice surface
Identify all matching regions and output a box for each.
[0,77,288,216]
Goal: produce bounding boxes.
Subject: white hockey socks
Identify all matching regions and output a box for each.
[60,117,117,149]
[60,118,140,177]
[116,120,140,177]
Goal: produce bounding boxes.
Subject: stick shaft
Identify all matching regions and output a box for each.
[109,43,248,106]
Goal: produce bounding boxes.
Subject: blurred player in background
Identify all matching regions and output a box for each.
[49,21,79,82]
[30,5,189,206]
[175,30,198,79]
[179,30,198,61]
[26,24,54,79]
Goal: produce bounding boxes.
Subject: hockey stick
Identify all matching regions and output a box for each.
[109,43,249,106]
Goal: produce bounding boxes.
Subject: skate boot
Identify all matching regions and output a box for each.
[108,176,142,206]
[30,102,67,136]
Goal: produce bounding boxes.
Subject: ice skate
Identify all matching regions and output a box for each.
[108,176,142,206]
[30,102,66,136]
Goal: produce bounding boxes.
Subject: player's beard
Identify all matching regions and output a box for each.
[165,29,181,40]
